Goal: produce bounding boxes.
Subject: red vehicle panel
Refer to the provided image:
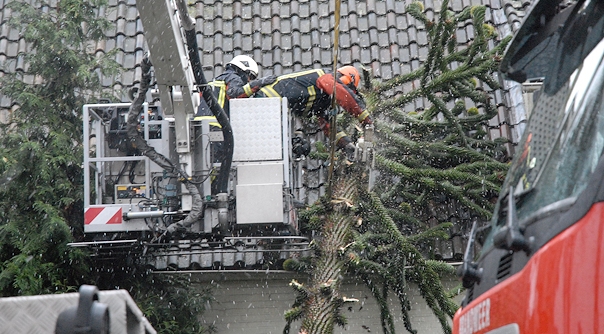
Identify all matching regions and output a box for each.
[453,202,604,333]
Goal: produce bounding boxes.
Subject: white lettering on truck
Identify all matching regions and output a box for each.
[458,298,490,334]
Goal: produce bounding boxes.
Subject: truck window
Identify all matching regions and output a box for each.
[483,0,604,250]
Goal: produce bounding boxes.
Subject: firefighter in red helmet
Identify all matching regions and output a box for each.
[255,65,373,160]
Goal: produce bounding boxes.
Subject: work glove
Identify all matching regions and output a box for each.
[250,75,277,88]
[344,142,357,162]
[292,135,311,158]
[166,222,185,234]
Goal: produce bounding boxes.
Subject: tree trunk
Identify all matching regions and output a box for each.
[299,170,359,334]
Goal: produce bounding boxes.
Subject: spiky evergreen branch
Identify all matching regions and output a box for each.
[377,127,509,166]
[366,0,511,225]
[361,190,458,333]
[371,68,424,93]
[376,156,500,191]
[287,2,510,333]
[353,2,508,331]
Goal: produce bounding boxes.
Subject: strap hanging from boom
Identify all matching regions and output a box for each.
[327,0,342,198]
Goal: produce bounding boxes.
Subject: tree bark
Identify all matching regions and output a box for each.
[299,170,359,334]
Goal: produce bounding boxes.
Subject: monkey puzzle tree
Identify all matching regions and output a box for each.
[284,2,511,333]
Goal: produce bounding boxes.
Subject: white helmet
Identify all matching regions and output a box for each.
[227,55,259,79]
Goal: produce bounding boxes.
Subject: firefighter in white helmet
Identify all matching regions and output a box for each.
[196,55,276,117]
[194,55,277,167]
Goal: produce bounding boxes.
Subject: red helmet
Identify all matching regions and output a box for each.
[337,66,360,88]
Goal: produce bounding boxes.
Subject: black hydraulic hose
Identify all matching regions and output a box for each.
[178,0,233,194]
[127,57,177,173]
[127,56,203,230]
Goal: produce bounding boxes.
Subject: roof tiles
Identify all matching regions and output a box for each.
[1,0,532,128]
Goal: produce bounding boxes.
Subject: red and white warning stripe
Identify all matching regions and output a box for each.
[85,206,123,225]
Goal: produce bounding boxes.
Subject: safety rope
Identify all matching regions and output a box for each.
[327,0,342,198]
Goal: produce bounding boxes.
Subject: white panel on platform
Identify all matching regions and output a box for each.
[230,98,283,161]
[236,183,283,224]
[236,163,285,224]
[237,162,284,185]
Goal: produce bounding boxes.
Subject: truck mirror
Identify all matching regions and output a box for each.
[500,0,576,82]
[55,285,110,334]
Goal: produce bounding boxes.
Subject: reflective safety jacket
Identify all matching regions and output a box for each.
[257,69,370,124]
[202,69,266,116]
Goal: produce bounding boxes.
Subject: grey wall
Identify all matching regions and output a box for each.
[188,271,463,334]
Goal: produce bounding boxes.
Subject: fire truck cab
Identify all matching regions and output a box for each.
[454,0,604,333]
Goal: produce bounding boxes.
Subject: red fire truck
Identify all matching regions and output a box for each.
[453,0,604,333]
